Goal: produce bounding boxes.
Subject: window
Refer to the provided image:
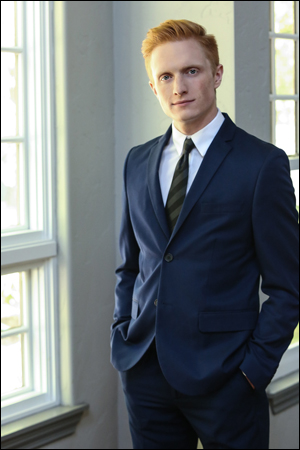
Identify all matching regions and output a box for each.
[269,1,299,378]
[270,1,299,210]
[1,1,59,424]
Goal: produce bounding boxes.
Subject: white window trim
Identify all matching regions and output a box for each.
[268,1,299,383]
[1,1,59,425]
[269,1,299,167]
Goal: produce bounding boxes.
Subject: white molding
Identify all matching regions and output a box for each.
[267,370,299,414]
[1,47,23,53]
[1,136,25,143]
[1,404,89,449]
[269,94,299,101]
[269,31,299,40]
[1,240,57,268]
[273,344,299,381]
[289,156,299,170]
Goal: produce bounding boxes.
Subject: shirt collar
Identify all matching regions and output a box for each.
[171,109,225,157]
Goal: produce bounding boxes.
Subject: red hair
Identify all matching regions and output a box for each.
[141,19,219,81]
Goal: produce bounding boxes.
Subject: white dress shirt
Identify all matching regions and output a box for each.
[159,109,225,206]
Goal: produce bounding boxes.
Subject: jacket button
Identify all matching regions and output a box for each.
[154,299,158,306]
[164,253,173,262]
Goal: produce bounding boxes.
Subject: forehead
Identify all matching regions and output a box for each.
[150,39,209,75]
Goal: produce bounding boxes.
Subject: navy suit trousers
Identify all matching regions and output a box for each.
[120,340,270,449]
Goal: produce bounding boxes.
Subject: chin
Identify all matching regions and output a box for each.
[176,113,198,122]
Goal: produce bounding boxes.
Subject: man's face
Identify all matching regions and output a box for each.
[149,39,223,135]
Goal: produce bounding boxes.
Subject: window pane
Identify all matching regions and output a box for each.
[1,142,26,230]
[275,100,296,155]
[1,1,16,47]
[1,272,24,331]
[275,39,295,95]
[274,1,295,34]
[1,334,25,395]
[1,271,28,397]
[1,52,19,137]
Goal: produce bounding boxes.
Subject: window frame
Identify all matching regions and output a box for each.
[269,0,299,382]
[269,0,299,169]
[1,1,59,425]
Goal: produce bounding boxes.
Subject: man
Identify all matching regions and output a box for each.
[110,19,299,449]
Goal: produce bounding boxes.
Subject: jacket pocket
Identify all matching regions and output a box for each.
[198,310,258,333]
[131,299,139,319]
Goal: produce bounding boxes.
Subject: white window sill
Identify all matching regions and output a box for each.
[1,403,89,449]
[267,370,299,415]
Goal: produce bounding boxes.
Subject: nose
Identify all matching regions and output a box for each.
[173,75,187,96]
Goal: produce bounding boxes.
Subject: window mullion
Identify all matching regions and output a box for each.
[1,137,25,143]
[269,94,299,100]
[1,47,23,53]
[269,31,299,39]
[1,326,29,338]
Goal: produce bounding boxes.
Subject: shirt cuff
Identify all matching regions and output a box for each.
[241,370,256,389]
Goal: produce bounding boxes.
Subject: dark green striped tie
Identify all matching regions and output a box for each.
[165,138,195,232]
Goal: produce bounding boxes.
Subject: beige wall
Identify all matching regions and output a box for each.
[42,2,118,448]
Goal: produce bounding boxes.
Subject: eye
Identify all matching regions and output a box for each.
[188,69,198,75]
[160,75,171,81]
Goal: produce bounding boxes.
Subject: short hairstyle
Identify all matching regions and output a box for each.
[141,19,219,81]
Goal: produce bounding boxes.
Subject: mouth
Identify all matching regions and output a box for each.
[172,99,195,106]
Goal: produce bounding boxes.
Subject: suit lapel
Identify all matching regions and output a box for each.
[172,114,236,236]
[147,125,172,238]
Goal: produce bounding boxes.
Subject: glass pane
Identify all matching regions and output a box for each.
[275,100,296,155]
[1,52,18,137]
[1,142,25,230]
[1,334,25,395]
[275,39,295,95]
[1,272,24,331]
[290,169,299,211]
[274,1,295,34]
[1,1,16,47]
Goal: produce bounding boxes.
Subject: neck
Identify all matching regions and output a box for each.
[174,106,218,136]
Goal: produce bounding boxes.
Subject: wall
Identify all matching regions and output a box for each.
[234,0,271,142]
[41,1,118,448]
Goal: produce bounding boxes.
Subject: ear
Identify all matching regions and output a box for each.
[149,80,158,96]
[214,64,223,89]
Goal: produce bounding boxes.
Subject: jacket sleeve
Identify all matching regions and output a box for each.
[111,150,140,336]
[240,148,299,390]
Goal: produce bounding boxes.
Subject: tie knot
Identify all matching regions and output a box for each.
[183,138,194,155]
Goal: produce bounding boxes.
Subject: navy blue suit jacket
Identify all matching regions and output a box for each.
[111,113,299,395]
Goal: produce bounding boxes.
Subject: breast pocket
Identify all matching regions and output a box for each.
[200,202,244,214]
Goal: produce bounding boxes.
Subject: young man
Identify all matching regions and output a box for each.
[110,20,299,449]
